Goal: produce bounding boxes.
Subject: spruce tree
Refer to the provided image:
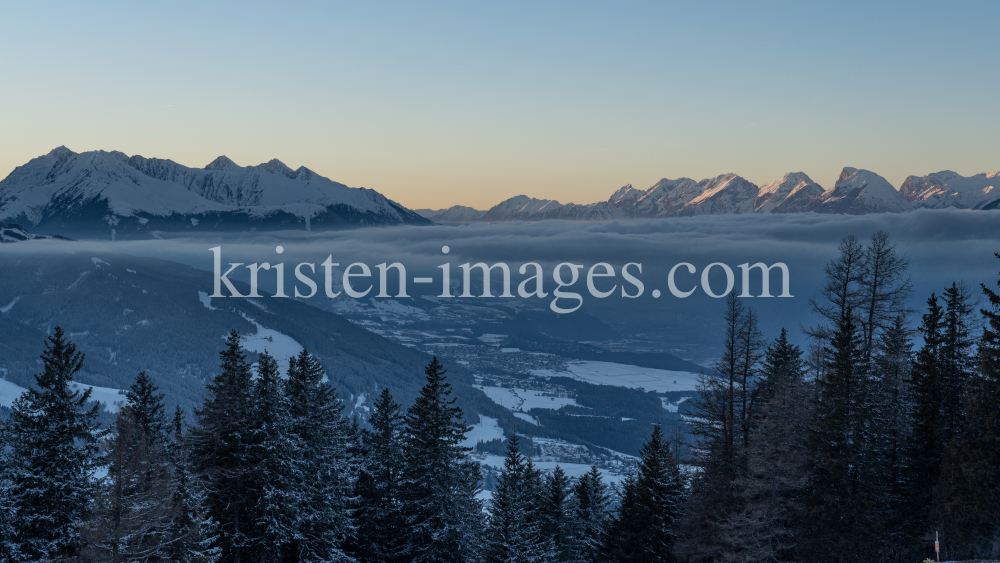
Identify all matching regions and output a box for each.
[354,388,406,563]
[573,466,610,562]
[284,349,356,562]
[801,308,870,562]
[85,372,174,561]
[400,357,483,563]
[602,424,683,563]
[485,435,549,563]
[189,330,255,562]
[539,466,581,563]
[0,327,101,561]
[165,406,217,563]
[245,351,297,561]
[907,295,946,530]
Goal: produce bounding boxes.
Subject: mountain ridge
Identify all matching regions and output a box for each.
[421,167,1000,223]
[0,147,430,238]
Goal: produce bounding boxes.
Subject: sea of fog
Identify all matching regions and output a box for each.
[5,209,999,363]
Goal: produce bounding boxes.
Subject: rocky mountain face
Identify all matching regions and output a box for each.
[0,147,430,238]
[429,166,999,223]
[900,170,1000,210]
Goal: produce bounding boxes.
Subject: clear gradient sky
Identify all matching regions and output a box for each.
[1,1,998,210]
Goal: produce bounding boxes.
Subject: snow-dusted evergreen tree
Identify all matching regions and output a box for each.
[573,466,610,562]
[602,424,683,563]
[939,282,978,445]
[485,436,550,563]
[284,349,356,563]
[400,357,483,563]
[166,406,218,563]
[354,388,406,563]
[936,255,1000,559]
[0,327,101,561]
[245,351,298,561]
[539,466,582,563]
[189,330,255,562]
[84,371,174,561]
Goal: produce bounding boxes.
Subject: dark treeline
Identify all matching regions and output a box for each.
[681,232,1000,562]
[1,230,999,562]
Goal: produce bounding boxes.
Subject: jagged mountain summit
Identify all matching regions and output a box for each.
[810,168,912,214]
[0,147,429,238]
[414,205,488,222]
[425,166,999,223]
[900,170,1000,210]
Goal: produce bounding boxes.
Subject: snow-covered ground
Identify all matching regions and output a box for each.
[474,453,627,486]
[461,415,505,448]
[0,377,27,408]
[237,318,305,375]
[532,360,702,393]
[70,381,127,413]
[476,385,578,412]
[661,396,692,412]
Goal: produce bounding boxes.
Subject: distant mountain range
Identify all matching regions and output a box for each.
[416,167,1000,222]
[0,147,429,238]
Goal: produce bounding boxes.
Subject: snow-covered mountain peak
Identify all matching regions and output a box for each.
[205,155,240,171]
[755,172,823,213]
[900,170,1000,209]
[811,168,911,214]
[0,148,429,237]
[48,145,77,160]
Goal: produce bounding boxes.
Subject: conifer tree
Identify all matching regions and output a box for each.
[189,330,255,562]
[801,308,871,562]
[0,327,101,561]
[908,295,946,528]
[400,357,483,563]
[85,372,174,561]
[284,349,356,562]
[573,466,610,562]
[166,406,217,563]
[245,351,297,561]
[485,435,549,563]
[354,388,406,563]
[540,466,582,563]
[602,424,683,563]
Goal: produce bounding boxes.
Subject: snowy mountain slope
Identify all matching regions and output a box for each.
[900,170,1000,209]
[676,174,759,216]
[808,168,912,215]
[755,172,824,213]
[0,147,430,238]
[415,205,488,222]
[0,222,65,243]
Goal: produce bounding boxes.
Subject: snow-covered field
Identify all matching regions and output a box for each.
[473,453,627,486]
[0,377,27,408]
[532,360,703,393]
[461,415,505,448]
[238,319,305,375]
[476,385,578,411]
[2,377,127,414]
[70,382,126,413]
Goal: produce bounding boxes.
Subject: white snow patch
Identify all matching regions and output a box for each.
[532,361,702,393]
[91,257,110,267]
[513,412,540,425]
[477,386,578,411]
[661,396,691,412]
[0,377,28,408]
[461,415,505,448]
[198,291,217,311]
[477,333,507,344]
[1,296,21,313]
[126,268,136,274]
[70,382,126,413]
[238,317,305,375]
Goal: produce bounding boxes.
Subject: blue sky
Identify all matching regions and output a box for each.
[1,1,997,209]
